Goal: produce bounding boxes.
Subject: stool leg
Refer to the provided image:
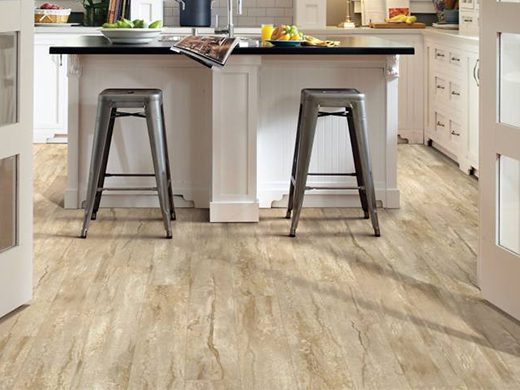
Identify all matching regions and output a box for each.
[290,98,319,237]
[80,100,113,238]
[286,103,303,219]
[346,108,369,219]
[146,100,173,239]
[160,102,176,221]
[92,107,116,221]
[351,100,381,237]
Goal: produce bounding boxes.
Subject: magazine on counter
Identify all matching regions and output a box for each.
[170,36,240,69]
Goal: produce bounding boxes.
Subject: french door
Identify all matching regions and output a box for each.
[0,0,33,318]
[480,0,520,320]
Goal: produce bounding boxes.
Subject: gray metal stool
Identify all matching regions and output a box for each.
[286,88,380,237]
[80,89,175,239]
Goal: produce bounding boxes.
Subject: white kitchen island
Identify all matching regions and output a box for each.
[51,35,413,222]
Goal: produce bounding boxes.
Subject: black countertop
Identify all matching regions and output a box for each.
[50,35,415,56]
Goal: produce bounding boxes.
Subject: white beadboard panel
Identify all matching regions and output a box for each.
[258,57,387,208]
[215,73,249,198]
[76,56,212,209]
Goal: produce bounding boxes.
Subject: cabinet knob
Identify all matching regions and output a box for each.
[437,121,445,127]
[451,130,461,136]
[451,91,461,96]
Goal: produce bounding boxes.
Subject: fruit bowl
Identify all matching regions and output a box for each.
[267,40,304,47]
[100,28,162,44]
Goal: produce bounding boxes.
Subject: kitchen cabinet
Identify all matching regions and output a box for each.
[424,30,479,174]
[130,0,163,22]
[294,0,327,29]
[459,0,479,36]
[34,34,69,143]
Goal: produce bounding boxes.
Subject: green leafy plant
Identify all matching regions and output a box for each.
[81,0,110,26]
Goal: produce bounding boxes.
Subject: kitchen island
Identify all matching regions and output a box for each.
[51,35,413,222]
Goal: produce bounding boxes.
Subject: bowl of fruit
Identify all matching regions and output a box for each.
[268,25,304,47]
[34,3,71,25]
[100,19,163,44]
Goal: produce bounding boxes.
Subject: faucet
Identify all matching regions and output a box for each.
[215,0,243,38]
[174,0,185,11]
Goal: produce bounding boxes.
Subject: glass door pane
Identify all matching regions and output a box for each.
[0,155,17,253]
[499,155,520,255]
[500,33,520,128]
[0,33,17,127]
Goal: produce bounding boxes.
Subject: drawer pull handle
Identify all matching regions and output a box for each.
[451,130,461,136]
[436,53,445,58]
[437,85,445,90]
[437,121,446,127]
[463,17,473,22]
[451,57,460,62]
[451,91,461,96]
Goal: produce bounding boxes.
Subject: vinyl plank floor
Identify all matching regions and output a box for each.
[1,144,520,389]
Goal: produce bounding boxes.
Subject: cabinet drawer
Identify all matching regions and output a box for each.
[460,10,479,36]
[449,120,463,142]
[460,0,475,10]
[433,47,448,64]
[449,81,463,106]
[435,112,448,133]
[449,52,463,67]
[434,76,448,100]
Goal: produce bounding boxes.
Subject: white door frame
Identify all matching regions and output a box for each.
[480,0,520,320]
[0,0,33,318]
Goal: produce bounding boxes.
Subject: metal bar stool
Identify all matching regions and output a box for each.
[80,89,176,239]
[286,88,380,237]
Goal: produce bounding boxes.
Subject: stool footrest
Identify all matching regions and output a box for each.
[97,187,158,192]
[305,185,364,191]
[105,173,155,177]
[308,172,357,176]
[318,111,350,118]
[113,112,146,119]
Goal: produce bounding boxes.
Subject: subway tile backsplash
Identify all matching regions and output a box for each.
[163,0,294,27]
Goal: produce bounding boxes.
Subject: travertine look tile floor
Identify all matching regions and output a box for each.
[1,144,520,390]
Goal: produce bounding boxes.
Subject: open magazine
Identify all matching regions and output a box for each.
[170,36,240,69]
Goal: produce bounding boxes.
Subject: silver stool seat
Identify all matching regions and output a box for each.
[286,88,380,237]
[80,89,175,239]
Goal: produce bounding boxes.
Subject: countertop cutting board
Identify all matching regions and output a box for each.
[370,22,426,29]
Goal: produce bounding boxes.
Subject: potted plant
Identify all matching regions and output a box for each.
[81,0,110,26]
[433,0,459,24]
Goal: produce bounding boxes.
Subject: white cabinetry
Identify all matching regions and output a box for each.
[424,30,479,174]
[130,0,163,22]
[371,33,424,143]
[459,0,479,37]
[34,34,68,143]
[294,0,327,29]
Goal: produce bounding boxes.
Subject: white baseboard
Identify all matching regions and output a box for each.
[210,202,260,223]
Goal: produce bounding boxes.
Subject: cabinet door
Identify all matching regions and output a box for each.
[34,36,68,143]
[130,0,164,22]
[467,54,479,170]
[294,0,326,29]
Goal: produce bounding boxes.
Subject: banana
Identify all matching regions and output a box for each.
[405,16,417,24]
[385,14,408,23]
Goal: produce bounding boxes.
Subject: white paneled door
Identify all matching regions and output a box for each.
[480,0,520,320]
[0,0,33,318]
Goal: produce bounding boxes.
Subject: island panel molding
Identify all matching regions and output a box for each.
[211,56,261,222]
